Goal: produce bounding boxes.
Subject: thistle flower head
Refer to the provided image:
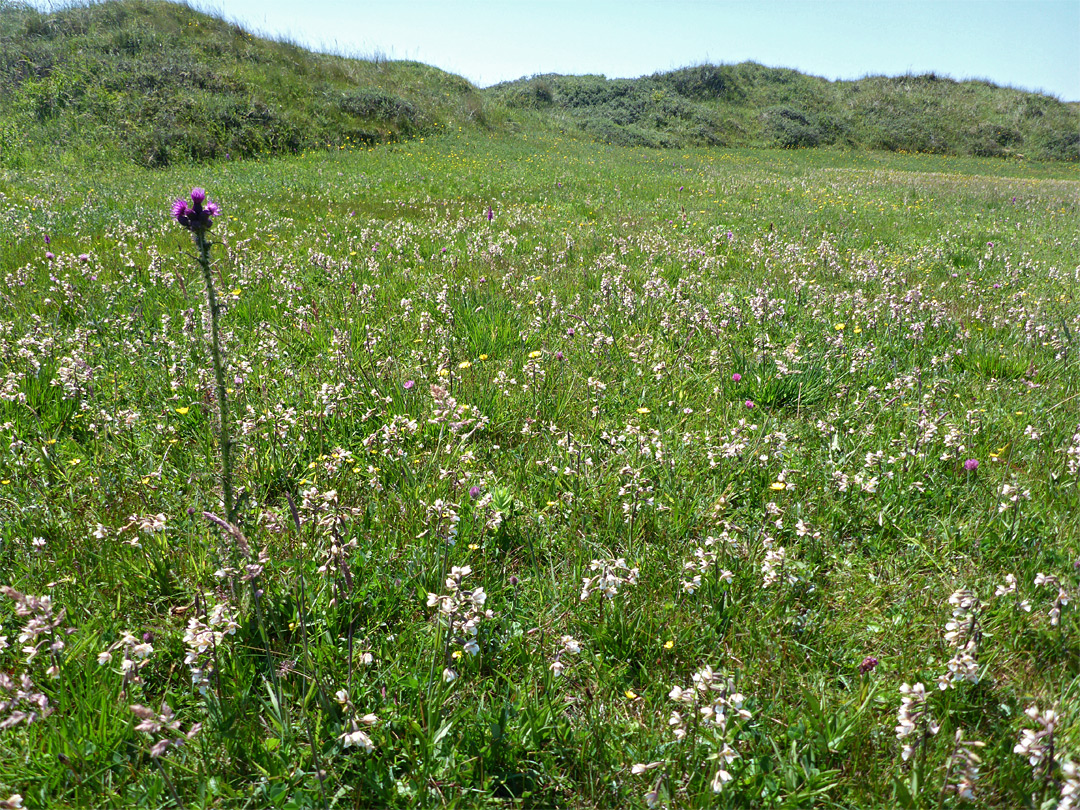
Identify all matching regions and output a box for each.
[172,187,220,231]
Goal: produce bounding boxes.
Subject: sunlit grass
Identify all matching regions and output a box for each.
[0,131,1078,808]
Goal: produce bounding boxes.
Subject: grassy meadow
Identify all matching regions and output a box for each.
[0,131,1079,808]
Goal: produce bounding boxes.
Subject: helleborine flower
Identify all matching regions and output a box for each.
[711,769,733,792]
[340,728,374,751]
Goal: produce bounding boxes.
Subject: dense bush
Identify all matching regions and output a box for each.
[655,64,746,101]
[339,88,420,131]
[764,105,824,148]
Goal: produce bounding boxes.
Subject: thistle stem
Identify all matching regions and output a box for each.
[195,228,235,523]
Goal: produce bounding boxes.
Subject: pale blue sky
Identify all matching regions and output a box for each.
[200,1,1079,99]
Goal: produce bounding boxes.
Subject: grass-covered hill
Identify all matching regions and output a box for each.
[1,0,1077,169]
[0,0,488,168]
[489,65,1080,160]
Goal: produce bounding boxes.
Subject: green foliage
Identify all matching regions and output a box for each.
[0,0,483,168]
[763,105,825,148]
[0,132,1077,807]
[1,10,1080,809]
[338,88,421,132]
[489,64,1079,160]
[2,2,1077,170]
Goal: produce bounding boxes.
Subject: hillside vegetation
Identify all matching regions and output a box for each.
[0,0,487,168]
[2,0,1078,170]
[489,66,1080,160]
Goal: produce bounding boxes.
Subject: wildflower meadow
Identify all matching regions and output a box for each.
[0,130,1078,808]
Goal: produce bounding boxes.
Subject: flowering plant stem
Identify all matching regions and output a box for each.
[195,228,235,523]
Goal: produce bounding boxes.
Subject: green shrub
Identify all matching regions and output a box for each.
[1028,126,1079,161]
[971,122,1023,157]
[765,105,824,148]
[656,64,746,102]
[339,88,418,124]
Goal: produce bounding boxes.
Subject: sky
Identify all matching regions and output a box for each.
[152,1,1080,100]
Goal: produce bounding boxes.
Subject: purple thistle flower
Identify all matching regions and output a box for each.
[45,251,55,261]
[964,459,979,472]
[469,486,481,499]
[172,187,220,232]
[79,254,89,263]
[745,400,754,409]
[732,373,742,383]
